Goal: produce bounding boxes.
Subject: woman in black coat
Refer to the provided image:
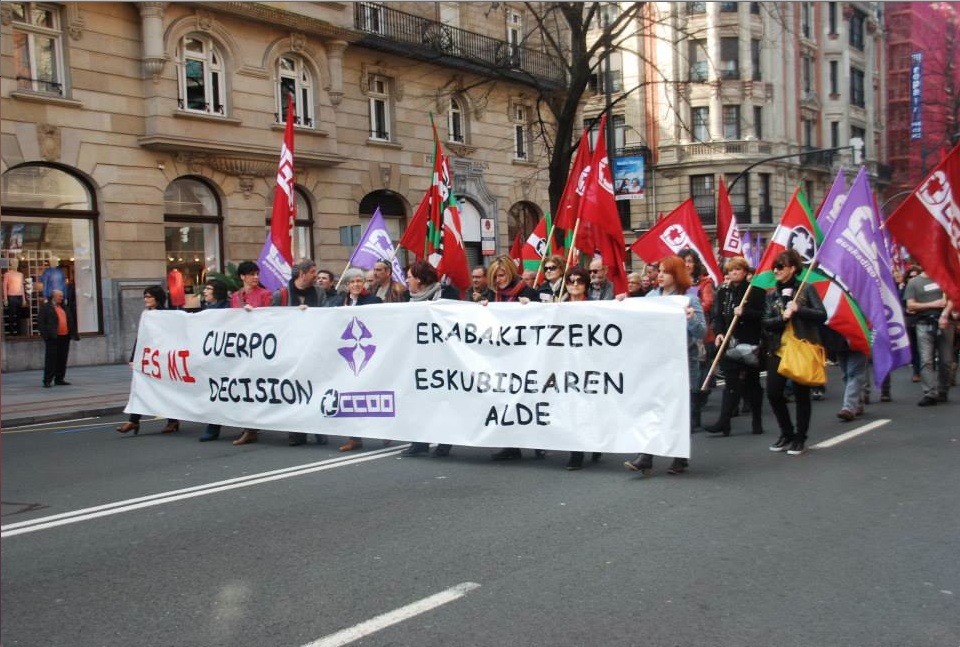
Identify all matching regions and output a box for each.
[761,250,827,456]
[705,257,767,436]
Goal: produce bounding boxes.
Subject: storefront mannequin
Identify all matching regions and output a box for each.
[40,258,66,300]
[3,258,25,335]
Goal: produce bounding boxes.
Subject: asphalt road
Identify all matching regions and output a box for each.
[2,369,959,647]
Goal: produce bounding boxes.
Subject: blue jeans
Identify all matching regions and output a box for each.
[916,322,955,397]
[838,350,868,412]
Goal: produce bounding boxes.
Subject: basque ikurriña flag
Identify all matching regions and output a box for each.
[753,186,871,352]
[258,94,296,291]
[399,116,470,291]
[521,212,562,276]
[885,142,960,305]
[817,168,912,384]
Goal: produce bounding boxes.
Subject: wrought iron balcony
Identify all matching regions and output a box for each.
[353,3,566,90]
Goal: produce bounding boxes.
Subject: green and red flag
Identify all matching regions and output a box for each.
[521,212,562,274]
[751,185,870,352]
[399,116,470,291]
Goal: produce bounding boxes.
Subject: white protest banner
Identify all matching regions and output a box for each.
[125,298,691,456]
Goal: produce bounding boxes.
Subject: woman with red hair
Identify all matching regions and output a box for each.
[624,255,707,476]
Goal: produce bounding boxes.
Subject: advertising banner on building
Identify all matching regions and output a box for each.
[911,52,923,140]
[125,299,691,456]
[613,155,645,200]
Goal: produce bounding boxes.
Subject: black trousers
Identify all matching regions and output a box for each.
[766,354,811,440]
[43,335,71,384]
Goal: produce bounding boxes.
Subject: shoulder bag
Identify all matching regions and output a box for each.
[776,321,827,386]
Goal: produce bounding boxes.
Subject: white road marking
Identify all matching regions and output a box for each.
[1,417,101,432]
[301,582,481,647]
[0,445,407,538]
[811,419,890,449]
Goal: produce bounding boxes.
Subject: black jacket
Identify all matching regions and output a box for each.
[762,279,827,352]
[713,280,765,345]
[38,300,79,342]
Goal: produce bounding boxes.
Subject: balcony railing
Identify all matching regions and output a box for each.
[353,3,566,89]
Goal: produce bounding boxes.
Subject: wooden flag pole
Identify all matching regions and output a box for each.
[557,218,582,303]
[700,284,755,392]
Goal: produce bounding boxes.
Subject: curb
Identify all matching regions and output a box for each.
[1,405,127,429]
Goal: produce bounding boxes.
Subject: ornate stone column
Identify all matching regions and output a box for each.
[139,2,167,81]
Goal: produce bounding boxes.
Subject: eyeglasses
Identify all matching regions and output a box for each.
[544,265,559,272]
[566,277,585,285]
[589,269,602,274]
[773,264,786,271]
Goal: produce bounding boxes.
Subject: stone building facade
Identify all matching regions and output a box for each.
[0,1,560,371]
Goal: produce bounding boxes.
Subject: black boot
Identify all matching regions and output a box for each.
[690,392,703,431]
[705,386,736,435]
[623,453,653,474]
[565,452,584,470]
[491,447,522,461]
[750,386,765,434]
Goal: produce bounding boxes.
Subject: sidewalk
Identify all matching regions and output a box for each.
[1,363,133,427]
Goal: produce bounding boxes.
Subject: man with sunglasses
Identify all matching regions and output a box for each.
[588,258,615,301]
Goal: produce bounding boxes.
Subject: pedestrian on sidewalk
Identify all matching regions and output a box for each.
[39,289,79,387]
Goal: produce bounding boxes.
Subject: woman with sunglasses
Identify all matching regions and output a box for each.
[761,249,827,456]
[624,255,706,476]
[536,254,567,302]
[557,265,603,470]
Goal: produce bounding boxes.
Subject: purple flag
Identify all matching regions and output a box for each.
[816,168,848,231]
[741,230,754,267]
[348,207,407,286]
[816,168,912,385]
[257,237,291,292]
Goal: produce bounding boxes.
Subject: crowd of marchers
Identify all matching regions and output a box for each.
[107,250,957,476]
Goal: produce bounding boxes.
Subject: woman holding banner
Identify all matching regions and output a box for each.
[560,265,603,471]
[536,254,567,302]
[484,256,542,461]
[334,267,383,452]
[401,260,459,458]
[116,286,180,435]
[624,255,706,476]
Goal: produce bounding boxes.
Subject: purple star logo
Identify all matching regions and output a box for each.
[338,316,376,376]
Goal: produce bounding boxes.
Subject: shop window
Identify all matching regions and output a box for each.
[1,164,100,337]
[11,2,65,96]
[178,35,226,115]
[277,55,314,127]
[265,186,314,262]
[164,178,223,308]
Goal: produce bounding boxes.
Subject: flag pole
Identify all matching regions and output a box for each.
[700,285,754,392]
[533,220,558,286]
[333,260,351,291]
[558,218,583,302]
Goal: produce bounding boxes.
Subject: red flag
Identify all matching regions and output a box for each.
[579,116,628,293]
[399,118,470,291]
[885,142,960,305]
[716,180,743,257]
[554,128,592,231]
[630,199,722,285]
[509,230,524,268]
[270,94,296,265]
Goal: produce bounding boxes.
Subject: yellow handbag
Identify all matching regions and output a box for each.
[776,321,827,386]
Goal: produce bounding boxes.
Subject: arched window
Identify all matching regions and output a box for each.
[448,97,465,143]
[178,35,225,114]
[358,190,407,264]
[265,185,314,261]
[277,55,314,127]
[164,178,223,304]
[1,163,101,336]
